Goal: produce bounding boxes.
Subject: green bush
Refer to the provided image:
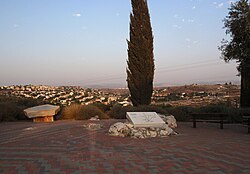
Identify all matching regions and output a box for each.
[92,103,111,112]
[163,104,244,123]
[239,107,250,115]
[198,104,228,113]
[164,104,243,123]
[61,104,109,120]
[197,104,242,123]
[108,104,126,119]
[108,104,245,123]
[109,104,239,122]
[165,106,195,121]
[0,102,20,122]
[108,104,168,119]
[17,97,45,107]
[0,95,47,122]
[0,95,45,107]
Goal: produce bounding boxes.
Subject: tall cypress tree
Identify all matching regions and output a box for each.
[127,0,154,106]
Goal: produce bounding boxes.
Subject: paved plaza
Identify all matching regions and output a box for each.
[0,120,249,173]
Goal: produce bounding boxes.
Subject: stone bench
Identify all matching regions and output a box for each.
[24,104,60,122]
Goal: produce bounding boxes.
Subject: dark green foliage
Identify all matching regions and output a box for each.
[108,104,244,122]
[239,107,250,115]
[109,105,167,119]
[240,72,250,107]
[0,102,20,121]
[197,104,242,123]
[0,95,45,107]
[92,103,111,112]
[61,104,109,120]
[198,104,229,113]
[127,0,154,106]
[166,106,195,122]
[166,93,182,101]
[108,104,125,119]
[0,95,46,122]
[164,104,244,123]
[219,0,250,107]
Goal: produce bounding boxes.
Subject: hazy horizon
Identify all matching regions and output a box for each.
[0,0,240,87]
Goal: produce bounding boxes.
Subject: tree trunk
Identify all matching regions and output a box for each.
[240,68,250,107]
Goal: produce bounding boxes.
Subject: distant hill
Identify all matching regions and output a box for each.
[83,80,240,89]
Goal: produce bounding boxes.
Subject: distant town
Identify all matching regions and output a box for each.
[0,83,240,107]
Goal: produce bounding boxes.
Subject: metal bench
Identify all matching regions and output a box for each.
[242,116,250,133]
[192,113,226,129]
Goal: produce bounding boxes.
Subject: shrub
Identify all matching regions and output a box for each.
[165,106,195,121]
[61,104,82,120]
[61,104,109,120]
[92,103,111,112]
[0,102,20,122]
[0,95,47,122]
[108,104,126,119]
[17,97,45,107]
[109,104,168,119]
[77,105,109,120]
[239,107,250,115]
[198,104,228,113]
[197,104,242,123]
[163,104,245,123]
[0,95,45,107]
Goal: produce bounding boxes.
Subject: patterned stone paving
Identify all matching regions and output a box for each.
[0,120,250,173]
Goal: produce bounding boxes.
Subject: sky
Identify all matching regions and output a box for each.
[0,0,240,88]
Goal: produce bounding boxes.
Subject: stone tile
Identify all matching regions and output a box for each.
[0,120,250,173]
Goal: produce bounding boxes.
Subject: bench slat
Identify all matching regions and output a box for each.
[195,120,223,122]
[192,113,225,129]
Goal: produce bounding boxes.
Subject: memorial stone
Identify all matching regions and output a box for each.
[126,112,165,128]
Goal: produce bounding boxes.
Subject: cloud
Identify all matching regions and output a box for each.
[193,40,199,44]
[13,24,19,28]
[192,6,196,9]
[187,19,195,23]
[174,14,180,18]
[185,38,199,48]
[213,2,224,8]
[72,13,81,17]
[172,24,182,29]
[174,15,195,24]
[217,3,224,8]
[81,26,88,30]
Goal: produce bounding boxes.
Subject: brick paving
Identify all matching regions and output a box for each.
[0,120,249,174]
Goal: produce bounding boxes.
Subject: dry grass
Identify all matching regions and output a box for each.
[61,104,82,120]
[62,104,109,120]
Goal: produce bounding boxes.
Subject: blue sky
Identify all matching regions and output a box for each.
[0,0,240,87]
